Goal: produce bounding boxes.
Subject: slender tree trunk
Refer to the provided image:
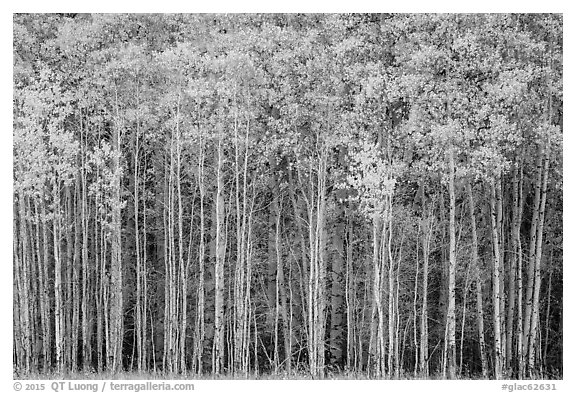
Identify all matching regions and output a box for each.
[330,208,345,369]
[53,182,65,373]
[305,149,328,378]
[419,192,432,377]
[81,120,91,371]
[65,185,73,370]
[496,178,507,372]
[193,130,206,374]
[26,197,40,373]
[142,162,149,372]
[14,205,28,374]
[528,140,550,377]
[393,218,403,379]
[507,178,517,373]
[232,113,244,374]
[543,261,552,374]
[287,167,310,343]
[163,140,175,373]
[268,168,280,371]
[345,211,355,372]
[466,182,489,378]
[515,160,525,379]
[175,97,187,374]
[523,147,543,376]
[109,83,124,373]
[369,216,384,377]
[71,184,81,371]
[316,155,328,378]
[35,199,51,372]
[459,256,471,375]
[490,178,504,379]
[244,203,255,375]
[14,214,24,374]
[16,192,32,374]
[446,148,457,379]
[387,211,395,378]
[95,188,104,372]
[133,96,143,372]
[213,129,226,375]
[275,199,292,373]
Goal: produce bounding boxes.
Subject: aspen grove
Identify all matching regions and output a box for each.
[13,13,562,379]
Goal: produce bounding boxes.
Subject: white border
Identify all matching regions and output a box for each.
[2,4,573,392]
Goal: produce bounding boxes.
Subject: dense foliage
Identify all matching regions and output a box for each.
[13,13,562,379]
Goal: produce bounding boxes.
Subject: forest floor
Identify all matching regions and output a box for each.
[14,370,493,380]
[15,369,562,380]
